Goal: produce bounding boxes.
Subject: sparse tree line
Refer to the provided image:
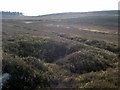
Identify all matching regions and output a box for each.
[0,11,23,16]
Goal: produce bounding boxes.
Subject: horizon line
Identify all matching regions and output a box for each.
[1,9,118,16]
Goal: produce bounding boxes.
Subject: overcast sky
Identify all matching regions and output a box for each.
[0,0,119,16]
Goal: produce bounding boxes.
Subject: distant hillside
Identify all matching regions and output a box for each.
[38,10,118,28]
[1,10,118,20]
[39,10,118,20]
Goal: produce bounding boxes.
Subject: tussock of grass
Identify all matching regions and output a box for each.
[2,36,118,89]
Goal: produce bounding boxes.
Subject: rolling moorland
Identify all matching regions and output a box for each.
[1,10,120,89]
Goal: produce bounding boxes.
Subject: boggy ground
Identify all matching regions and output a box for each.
[2,11,119,89]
